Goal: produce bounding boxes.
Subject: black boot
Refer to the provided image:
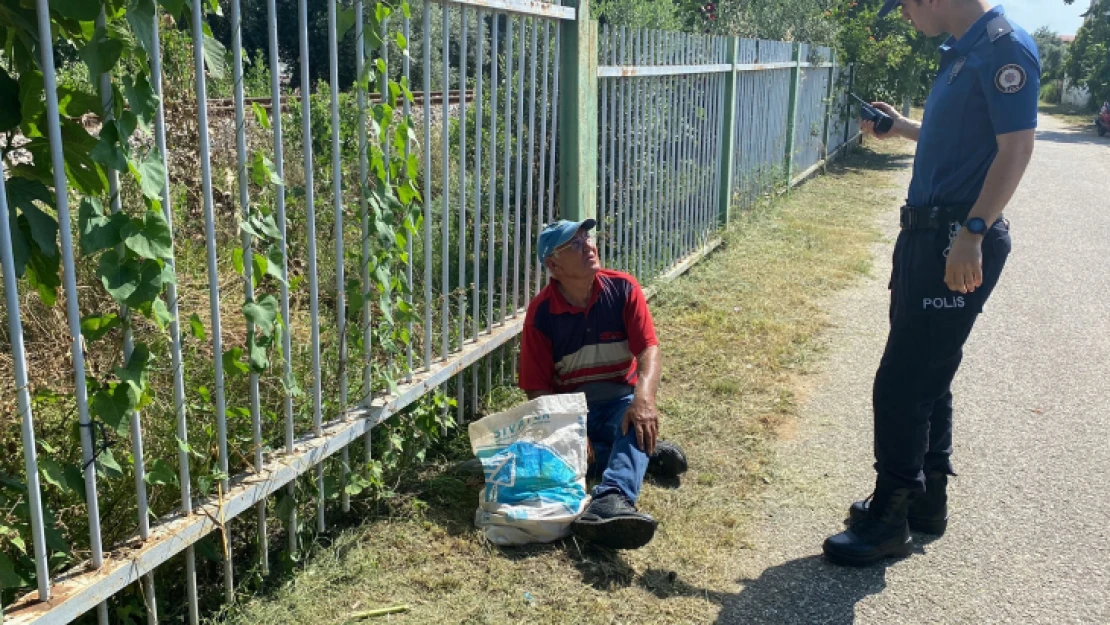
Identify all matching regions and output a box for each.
[572,492,657,550]
[647,441,688,480]
[847,471,949,535]
[823,487,914,567]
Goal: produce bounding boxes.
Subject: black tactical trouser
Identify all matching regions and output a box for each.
[873,218,1011,492]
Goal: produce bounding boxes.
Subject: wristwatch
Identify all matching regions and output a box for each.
[963,217,988,235]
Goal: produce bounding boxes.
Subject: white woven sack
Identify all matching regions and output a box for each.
[467,393,589,546]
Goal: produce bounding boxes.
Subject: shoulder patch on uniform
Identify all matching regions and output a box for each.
[995,64,1027,94]
[987,15,1014,42]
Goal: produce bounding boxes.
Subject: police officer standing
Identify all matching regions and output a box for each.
[823,0,1040,566]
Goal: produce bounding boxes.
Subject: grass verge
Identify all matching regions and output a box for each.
[1039,102,1098,129]
[215,138,915,625]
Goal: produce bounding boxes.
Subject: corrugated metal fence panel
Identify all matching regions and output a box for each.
[792,45,832,174]
[731,39,794,206]
[596,28,729,286]
[827,65,852,155]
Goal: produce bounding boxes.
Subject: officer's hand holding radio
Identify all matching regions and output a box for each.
[859,101,920,141]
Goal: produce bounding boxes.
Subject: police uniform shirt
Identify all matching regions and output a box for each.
[908,5,1041,209]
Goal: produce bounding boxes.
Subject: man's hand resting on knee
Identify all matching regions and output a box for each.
[622,396,658,455]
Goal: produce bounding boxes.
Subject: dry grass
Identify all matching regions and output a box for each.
[213,138,915,625]
[1038,102,1098,130]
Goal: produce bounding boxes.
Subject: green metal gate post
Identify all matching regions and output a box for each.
[558,0,598,222]
[717,36,740,227]
[822,50,836,163]
[783,41,802,184]
[844,63,855,147]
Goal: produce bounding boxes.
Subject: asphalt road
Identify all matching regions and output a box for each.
[716,114,1110,625]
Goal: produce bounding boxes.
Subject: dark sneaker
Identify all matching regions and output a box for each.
[823,488,914,567]
[847,471,949,535]
[572,493,657,550]
[647,441,688,480]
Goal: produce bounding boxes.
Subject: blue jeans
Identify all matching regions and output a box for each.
[586,394,649,503]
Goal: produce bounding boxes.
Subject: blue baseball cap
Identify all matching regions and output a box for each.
[878,0,900,18]
[537,219,596,264]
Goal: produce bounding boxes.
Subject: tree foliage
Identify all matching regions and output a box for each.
[1065,0,1110,108]
[830,0,941,105]
[1033,26,1067,82]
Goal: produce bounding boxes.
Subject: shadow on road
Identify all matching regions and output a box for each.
[713,555,890,625]
[830,147,914,175]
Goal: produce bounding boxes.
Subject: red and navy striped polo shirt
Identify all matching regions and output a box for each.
[519,269,658,402]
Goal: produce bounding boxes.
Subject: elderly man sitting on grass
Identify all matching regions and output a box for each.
[518,218,687,550]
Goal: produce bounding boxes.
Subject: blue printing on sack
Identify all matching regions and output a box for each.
[477,440,586,516]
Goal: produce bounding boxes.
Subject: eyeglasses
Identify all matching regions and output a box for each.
[554,233,595,255]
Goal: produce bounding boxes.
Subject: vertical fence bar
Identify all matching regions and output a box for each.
[648,32,657,276]
[651,32,662,276]
[191,0,236,598]
[618,27,628,271]
[605,27,617,266]
[474,11,485,339]
[535,20,551,290]
[651,31,658,265]
[598,26,608,266]
[327,0,347,414]
[558,0,597,222]
[0,163,50,606]
[674,40,684,259]
[457,10,469,424]
[672,35,682,263]
[459,9,468,353]
[423,0,434,368]
[523,17,538,303]
[823,50,836,162]
[266,0,298,559]
[297,0,326,533]
[358,1,372,405]
[403,11,414,381]
[718,36,738,226]
[326,0,351,515]
[633,30,644,277]
[784,41,802,184]
[501,16,514,324]
[487,15,499,334]
[701,38,711,241]
[674,38,683,260]
[470,13,483,401]
[32,3,107,613]
[441,3,452,359]
[547,27,561,225]
[94,8,157,616]
[633,29,643,279]
[683,36,692,254]
[697,39,708,245]
[150,10,200,621]
[640,31,649,274]
[710,64,725,240]
[666,33,677,268]
[692,48,704,248]
[684,41,695,257]
[230,0,268,577]
[713,46,724,232]
[701,37,710,242]
[512,15,526,316]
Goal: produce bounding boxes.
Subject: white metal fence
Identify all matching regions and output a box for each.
[0,0,859,622]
